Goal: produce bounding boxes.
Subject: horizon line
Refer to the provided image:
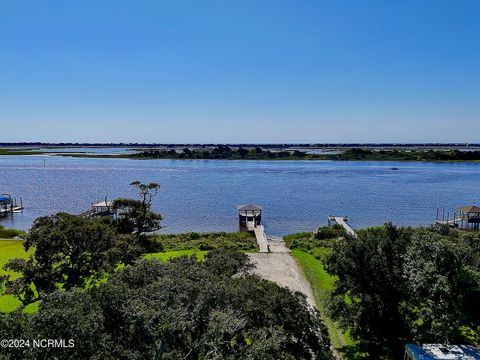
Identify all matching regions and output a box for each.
[1,142,479,147]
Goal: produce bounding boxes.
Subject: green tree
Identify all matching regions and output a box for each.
[0,311,29,359]
[113,181,162,240]
[325,224,480,358]
[2,213,124,305]
[402,230,480,344]
[325,223,412,358]
[1,249,333,359]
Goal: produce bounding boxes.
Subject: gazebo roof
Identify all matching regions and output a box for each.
[458,205,480,213]
[237,204,263,212]
[93,200,113,208]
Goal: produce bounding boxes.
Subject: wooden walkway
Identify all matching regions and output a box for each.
[254,225,269,253]
[328,216,357,238]
[436,217,462,226]
[79,209,95,217]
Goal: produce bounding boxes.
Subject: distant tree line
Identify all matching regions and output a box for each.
[1,142,479,148]
[132,146,307,160]
[131,147,480,162]
[330,148,480,161]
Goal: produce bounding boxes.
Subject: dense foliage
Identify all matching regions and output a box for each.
[1,213,136,305]
[0,250,332,360]
[325,224,480,358]
[284,225,345,250]
[128,147,480,162]
[1,181,164,306]
[113,181,162,239]
[329,148,480,161]
[152,231,257,251]
[132,146,307,160]
[3,146,480,162]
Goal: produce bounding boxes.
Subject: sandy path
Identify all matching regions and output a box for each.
[247,236,316,308]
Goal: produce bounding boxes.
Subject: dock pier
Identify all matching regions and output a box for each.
[253,225,269,253]
[0,194,24,218]
[80,199,115,218]
[435,206,480,230]
[328,215,357,238]
[237,204,269,252]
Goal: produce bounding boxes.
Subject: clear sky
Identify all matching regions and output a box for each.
[1,0,479,143]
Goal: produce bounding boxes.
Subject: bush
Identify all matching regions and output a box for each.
[325,224,480,357]
[0,226,25,239]
[1,249,333,359]
[313,225,345,240]
[152,231,257,251]
[284,226,345,251]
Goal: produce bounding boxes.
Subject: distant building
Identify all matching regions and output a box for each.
[404,344,480,360]
[92,200,114,215]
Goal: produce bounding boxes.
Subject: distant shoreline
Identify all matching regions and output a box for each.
[1,142,480,149]
[2,146,480,163]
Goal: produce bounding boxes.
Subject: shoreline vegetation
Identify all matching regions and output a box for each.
[2,146,480,162]
[2,224,479,358]
[285,225,480,358]
[0,225,333,359]
[0,231,257,313]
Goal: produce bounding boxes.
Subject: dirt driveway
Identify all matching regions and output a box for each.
[247,236,316,308]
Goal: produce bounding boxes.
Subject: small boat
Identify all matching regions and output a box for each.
[390,167,399,171]
[0,194,24,215]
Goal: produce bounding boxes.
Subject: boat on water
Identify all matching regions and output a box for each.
[0,194,24,217]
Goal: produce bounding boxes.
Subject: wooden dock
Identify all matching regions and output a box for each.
[254,225,269,253]
[80,200,114,218]
[328,215,357,238]
[436,217,463,226]
[0,194,24,218]
[435,206,480,230]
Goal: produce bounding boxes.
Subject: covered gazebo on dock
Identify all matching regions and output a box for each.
[92,200,114,215]
[80,199,115,218]
[237,204,262,231]
[458,205,480,230]
[436,205,480,230]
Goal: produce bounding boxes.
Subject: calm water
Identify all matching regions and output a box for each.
[25,147,136,155]
[0,155,479,235]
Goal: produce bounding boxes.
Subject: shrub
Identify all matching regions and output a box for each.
[152,231,257,251]
[0,226,25,239]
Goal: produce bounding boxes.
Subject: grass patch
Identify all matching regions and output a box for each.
[0,244,209,313]
[1,231,254,313]
[0,240,33,313]
[284,226,345,250]
[153,231,257,251]
[292,249,366,359]
[0,149,46,156]
[0,225,26,239]
[145,250,208,262]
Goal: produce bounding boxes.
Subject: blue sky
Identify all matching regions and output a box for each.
[1,0,479,143]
